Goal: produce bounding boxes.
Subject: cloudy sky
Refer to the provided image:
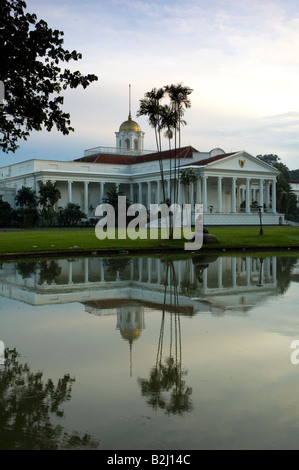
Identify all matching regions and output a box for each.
[2,0,299,169]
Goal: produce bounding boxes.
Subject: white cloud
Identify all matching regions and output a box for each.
[2,0,299,170]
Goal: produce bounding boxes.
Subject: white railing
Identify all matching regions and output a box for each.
[83,146,155,157]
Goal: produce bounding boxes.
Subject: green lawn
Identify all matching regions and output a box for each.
[0,225,298,255]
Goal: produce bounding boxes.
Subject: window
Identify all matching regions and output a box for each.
[125,139,130,150]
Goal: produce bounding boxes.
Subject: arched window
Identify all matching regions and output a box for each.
[125,139,130,150]
[134,139,138,150]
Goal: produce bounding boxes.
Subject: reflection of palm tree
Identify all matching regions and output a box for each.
[138,262,192,415]
[0,348,99,450]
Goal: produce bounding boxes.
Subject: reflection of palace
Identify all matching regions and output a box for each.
[0,256,280,316]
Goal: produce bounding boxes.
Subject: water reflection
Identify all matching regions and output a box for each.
[1,254,299,449]
[138,261,192,415]
[1,254,297,314]
[0,349,99,450]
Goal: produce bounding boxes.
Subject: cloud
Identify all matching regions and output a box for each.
[2,0,299,171]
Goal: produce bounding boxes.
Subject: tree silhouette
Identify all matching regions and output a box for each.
[38,260,62,284]
[0,348,99,450]
[1,0,98,152]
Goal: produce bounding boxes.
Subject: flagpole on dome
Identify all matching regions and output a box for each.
[129,83,132,120]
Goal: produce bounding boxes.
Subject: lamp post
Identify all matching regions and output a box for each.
[258,205,263,236]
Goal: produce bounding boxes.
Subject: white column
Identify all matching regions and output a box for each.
[259,179,264,212]
[177,180,182,205]
[189,181,194,207]
[84,258,89,283]
[217,257,222,288]
[245,178,251,213]
[138,182,142,204]
[100,182,104,202]
[231,177,236,213]
[68,261,73,284]
[148,258,152,283]
[157,180,161,204]
[272,178,276,212]
[246,257,251,285]
[100,259,104,281]
[217,176,222,213]
[68,180,73,204]
[265,180,270,209]
[84,181,89,214]
[147,181,151,208]
[232,257,237,287]
[130,183,134,203]
[202,176,207,212]
[197,178,201,204]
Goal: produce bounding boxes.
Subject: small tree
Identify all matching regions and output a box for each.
[39,180,61,226]
[0,200,15,227]
[179,168,197,204]
[57,203,86,226]
[257,154,299,220]
[15,185,37,207]
[15,185,38,227]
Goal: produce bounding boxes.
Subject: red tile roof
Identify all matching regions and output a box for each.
[74,146,198,166]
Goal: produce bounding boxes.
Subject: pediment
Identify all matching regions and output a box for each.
[206,151,279,175]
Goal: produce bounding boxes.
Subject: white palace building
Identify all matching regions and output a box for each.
[0,111,284,226]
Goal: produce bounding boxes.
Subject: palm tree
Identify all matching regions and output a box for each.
[164,84,193,206]
[39,180,61,225]
[164,83,192,149]
[39,180,61,211]
[137,87,167,202]
[179,168,197,204]
[160,104,176,151]
[160,104,177,206]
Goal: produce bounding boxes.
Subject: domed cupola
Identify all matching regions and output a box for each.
[115,85,145,153]
[119,114,141,132]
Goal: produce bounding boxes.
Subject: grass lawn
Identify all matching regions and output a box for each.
[0,225,298,255]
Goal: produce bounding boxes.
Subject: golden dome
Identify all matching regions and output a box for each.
[119,114,141,132]
[120,329,142,342]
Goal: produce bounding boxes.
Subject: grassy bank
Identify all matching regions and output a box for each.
[0,225,298,256]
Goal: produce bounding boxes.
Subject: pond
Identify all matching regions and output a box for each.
[0,252,299,450]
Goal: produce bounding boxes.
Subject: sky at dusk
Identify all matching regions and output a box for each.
[2,0,299,169]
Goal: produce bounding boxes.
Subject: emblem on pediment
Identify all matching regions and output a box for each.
[239,159,245,168]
